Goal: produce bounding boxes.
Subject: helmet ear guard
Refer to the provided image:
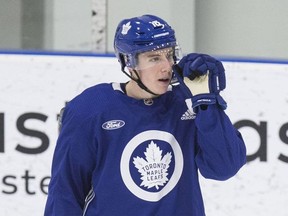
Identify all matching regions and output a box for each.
[117,53,126,71]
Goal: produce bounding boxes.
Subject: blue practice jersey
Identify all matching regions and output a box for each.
[45,82,246,216]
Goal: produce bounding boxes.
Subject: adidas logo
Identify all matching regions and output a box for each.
[181,109,196,120]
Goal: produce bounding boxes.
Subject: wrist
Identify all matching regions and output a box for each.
[191,93,227,110]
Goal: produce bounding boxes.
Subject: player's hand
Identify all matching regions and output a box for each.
[173,53,227,109]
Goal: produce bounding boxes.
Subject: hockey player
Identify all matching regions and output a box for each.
[44,14,246,215]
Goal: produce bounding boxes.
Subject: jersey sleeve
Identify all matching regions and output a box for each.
[194,104,246,180]
[44,103,97,215]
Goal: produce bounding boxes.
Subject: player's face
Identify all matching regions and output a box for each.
[135,47,174,95]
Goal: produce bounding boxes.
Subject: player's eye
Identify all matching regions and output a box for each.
[149,56,161,62]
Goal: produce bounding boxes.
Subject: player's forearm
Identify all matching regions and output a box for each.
[194,104,246,180]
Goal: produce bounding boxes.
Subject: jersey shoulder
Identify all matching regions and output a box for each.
[62,83,122,122]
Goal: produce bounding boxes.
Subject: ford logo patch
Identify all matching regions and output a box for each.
[102,120,125,130]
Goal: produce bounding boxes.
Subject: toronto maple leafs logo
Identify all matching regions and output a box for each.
[133,141,172,190]
[121,21,131,35]
[120,130,183,202]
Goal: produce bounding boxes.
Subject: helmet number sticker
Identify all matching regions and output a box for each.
[150,20,164,28]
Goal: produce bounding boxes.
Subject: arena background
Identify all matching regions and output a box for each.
[1,0,288,215]
[1,53,288,216]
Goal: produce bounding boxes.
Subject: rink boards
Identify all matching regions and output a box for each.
[0,53,288,216]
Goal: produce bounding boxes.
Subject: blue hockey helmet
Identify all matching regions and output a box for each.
[114,14,180,71]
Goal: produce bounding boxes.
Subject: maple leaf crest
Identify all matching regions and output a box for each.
[133,141,172,190]
[121,21,131,35]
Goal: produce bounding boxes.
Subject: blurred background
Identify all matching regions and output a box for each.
[1,1,288,216]
[1,0,288,60]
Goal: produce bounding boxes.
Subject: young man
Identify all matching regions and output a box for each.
[44,14,246,215]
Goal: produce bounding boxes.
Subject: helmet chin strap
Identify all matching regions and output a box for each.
[121,68,159,97]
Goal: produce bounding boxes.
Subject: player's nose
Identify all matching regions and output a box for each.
[161,58,173,72]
